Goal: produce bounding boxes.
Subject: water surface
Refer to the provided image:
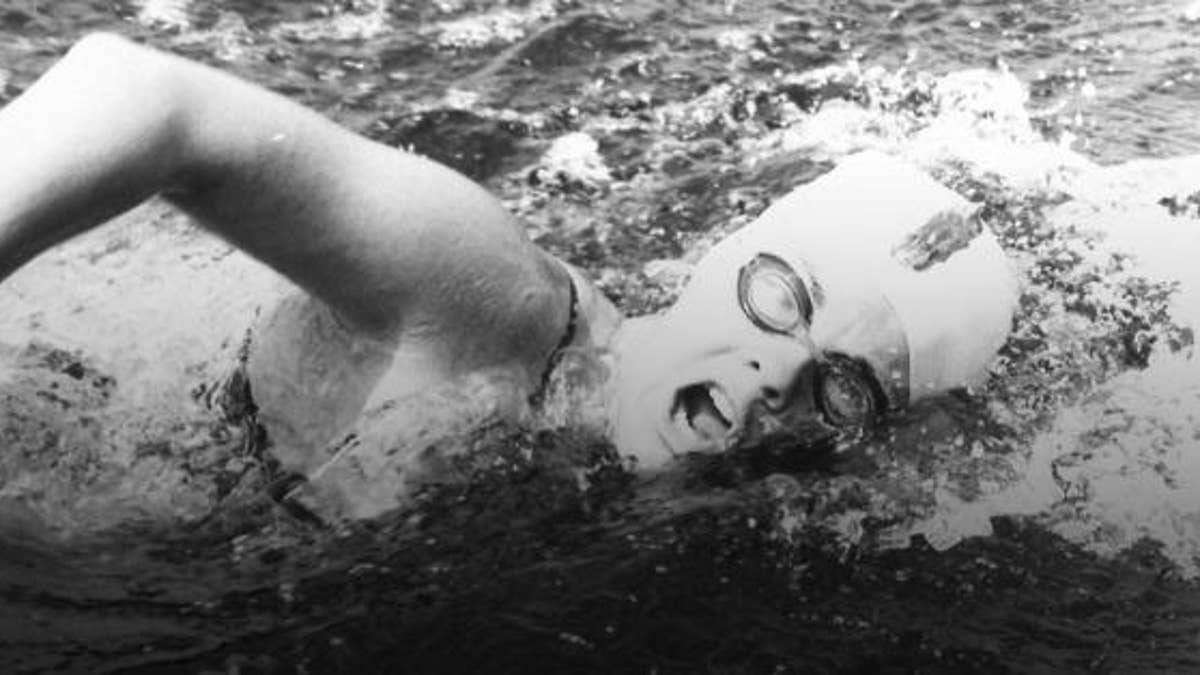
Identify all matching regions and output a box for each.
[4,0,1200,672]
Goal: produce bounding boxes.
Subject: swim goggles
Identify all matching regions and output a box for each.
[737,252,897,430]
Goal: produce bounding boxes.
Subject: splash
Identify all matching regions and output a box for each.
[431,0,560,50]
[0,203,283,537]
[271,0,394,42]
[135,0,193,32]
[529,131,613,194]
[742,59,1200,576]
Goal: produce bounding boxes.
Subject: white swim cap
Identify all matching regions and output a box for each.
[697,150,1018,404]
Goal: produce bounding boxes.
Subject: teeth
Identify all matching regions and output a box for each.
[709,385,737,426]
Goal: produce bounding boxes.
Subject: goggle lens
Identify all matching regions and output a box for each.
[738,254,812,334]
[738,253,884,431]
[817,359,877,428]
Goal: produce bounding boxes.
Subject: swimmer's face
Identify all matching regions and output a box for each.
[609,152,1016,468]
[611,230,908,465]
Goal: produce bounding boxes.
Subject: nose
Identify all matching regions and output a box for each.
[739,335,816,409]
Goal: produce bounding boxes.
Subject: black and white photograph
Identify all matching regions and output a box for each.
[1,0,1199,672]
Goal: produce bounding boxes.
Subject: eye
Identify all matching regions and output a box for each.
[738,254,812,333]
[816,357,879,429]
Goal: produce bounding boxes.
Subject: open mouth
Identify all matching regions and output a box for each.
[674,383,738,440]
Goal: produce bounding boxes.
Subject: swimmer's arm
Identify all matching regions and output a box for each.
[0,33,556,336]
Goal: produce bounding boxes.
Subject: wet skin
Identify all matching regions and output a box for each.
[610,257,905,465]
[0,36,1015,516]
[607,152,1016,468]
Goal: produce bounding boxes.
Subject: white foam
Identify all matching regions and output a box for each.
[271,0,392,42]
[741,59,1200,575]
[135,0,192,31]
[0,201,284,414]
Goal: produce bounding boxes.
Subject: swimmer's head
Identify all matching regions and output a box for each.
[609,151,1018,467]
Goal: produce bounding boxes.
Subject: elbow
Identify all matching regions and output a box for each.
[64,32,140,65]
[60,33,193,182]
[61,33,184,96]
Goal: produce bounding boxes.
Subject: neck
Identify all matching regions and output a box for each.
[530,343,613,431]
[534,314,661,448]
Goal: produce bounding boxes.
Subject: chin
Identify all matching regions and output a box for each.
[611,379,731,469]
[608,315,734,468]
[611,398,675,470]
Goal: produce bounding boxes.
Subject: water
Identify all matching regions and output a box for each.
[4,0,1200,671]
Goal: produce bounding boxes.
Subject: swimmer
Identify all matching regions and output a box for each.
[0,34,1017,522]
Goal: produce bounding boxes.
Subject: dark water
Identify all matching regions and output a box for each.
[4,0,1200,672]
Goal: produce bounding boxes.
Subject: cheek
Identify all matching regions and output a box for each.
[669,295,763,349]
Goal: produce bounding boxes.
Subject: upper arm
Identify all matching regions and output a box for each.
[0,33,566,372]
[152,48,534,335]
